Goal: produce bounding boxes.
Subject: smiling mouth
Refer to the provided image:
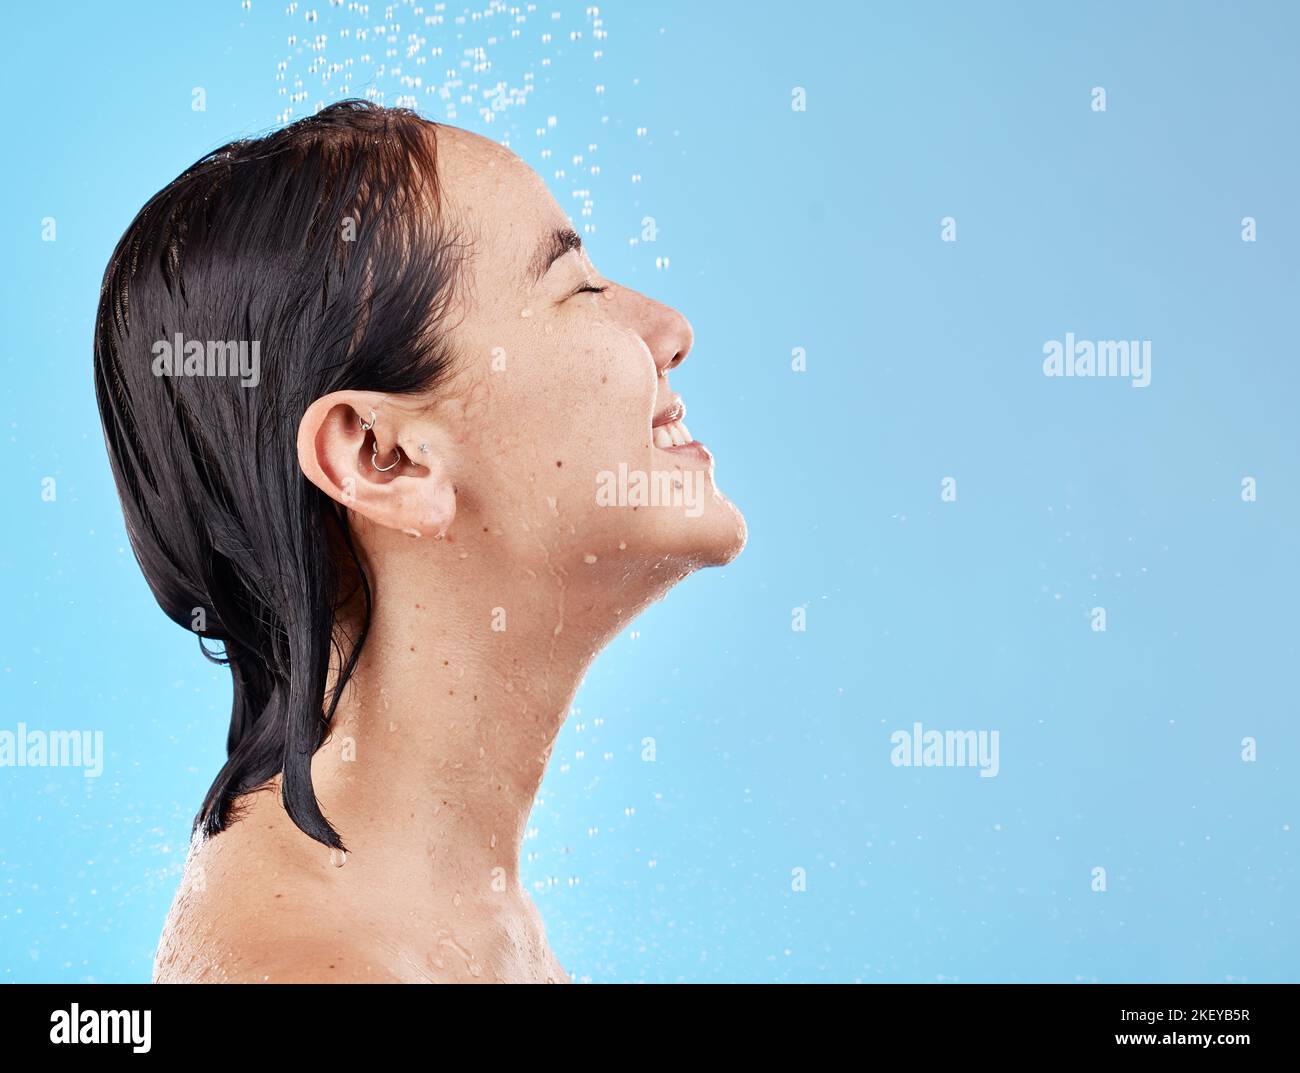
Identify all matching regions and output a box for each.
[651,397,691,446]
[651,398,711,460]
[653,416,692,449]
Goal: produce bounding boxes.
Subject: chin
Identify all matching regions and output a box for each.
[642,439,746,567]
[580,449,746,571]
[698,493,747,566]
[644,490,747,569]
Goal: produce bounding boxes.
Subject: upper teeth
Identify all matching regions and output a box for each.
[654,419,692,448]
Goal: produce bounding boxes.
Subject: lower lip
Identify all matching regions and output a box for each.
[658,440,712,463]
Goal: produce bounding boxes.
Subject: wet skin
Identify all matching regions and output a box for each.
[155,124,745,984]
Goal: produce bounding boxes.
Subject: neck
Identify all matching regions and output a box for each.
[306,538,639,897]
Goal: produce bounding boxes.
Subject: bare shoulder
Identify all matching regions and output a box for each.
[155,929,408,984]
[154,789,407,984]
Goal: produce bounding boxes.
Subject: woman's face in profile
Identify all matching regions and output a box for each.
[408,125,746,579]
[92,104,749,983]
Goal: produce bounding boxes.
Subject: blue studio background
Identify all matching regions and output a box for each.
[1,1,1296,982]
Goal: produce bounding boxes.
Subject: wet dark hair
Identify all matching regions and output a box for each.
[93,100,464,851]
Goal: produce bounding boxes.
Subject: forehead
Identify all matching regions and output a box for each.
[431,125,564,283]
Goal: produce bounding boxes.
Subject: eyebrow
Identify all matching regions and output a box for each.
[527,227,583,285]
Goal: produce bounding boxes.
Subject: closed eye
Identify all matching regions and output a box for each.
[572,282,608,297]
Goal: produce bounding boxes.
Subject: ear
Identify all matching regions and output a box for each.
[296,392,457,540]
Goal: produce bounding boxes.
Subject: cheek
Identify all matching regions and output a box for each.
[583,330,661,496]
[453,316,656,506]
[522,317,657,457]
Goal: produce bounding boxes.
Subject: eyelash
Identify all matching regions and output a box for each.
[574,283,607,296]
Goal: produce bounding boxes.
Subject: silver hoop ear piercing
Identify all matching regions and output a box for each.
[360,409,377,432]
[372,441,402,472]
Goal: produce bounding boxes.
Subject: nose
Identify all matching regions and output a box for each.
[641,297,693,376]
